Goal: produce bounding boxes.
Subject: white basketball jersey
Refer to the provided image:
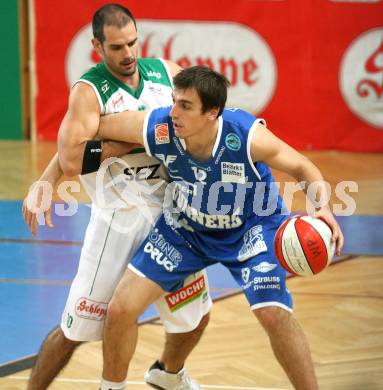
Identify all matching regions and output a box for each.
[76,58,173,209]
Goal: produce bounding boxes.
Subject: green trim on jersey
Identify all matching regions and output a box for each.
[80,63,120,106]
[79,58,172,102]
[138,58,173,89]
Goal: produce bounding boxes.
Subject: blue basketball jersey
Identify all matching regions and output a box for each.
[143,106,287,260]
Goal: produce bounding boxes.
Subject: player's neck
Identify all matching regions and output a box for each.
[105,64,140,91]
[184,121,219,161]
[121,72,140,90]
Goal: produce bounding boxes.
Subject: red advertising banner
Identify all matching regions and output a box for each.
[34,0,383,151]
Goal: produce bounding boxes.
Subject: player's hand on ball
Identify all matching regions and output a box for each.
[274,214,338,276]
[314,206,344,256]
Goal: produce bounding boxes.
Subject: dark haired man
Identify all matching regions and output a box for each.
[87,66,344,390]
[24,5,210,390]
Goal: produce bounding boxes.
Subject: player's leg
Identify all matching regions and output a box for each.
[228,218,318,390]
[110,206,212,388]
[27,327,81,390]
[145,270,212,389]
[161,312,210,372]
[144,313,209,390]
[28,206,129,389]
[102,214,206,388]
[253,306,318,390]
[102,268,164,383]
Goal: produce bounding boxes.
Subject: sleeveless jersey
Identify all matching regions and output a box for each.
[76,58,173,209]
[143,107,286,259]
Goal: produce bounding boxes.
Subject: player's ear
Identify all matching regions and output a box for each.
[92,38,103,56]
[207,107,219,120]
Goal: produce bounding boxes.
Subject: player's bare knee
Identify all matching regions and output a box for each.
[50,327,81,350]
[107,296,140,325]
[253,306,291,333]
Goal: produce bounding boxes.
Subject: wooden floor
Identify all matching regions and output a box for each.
[0,142,382,389]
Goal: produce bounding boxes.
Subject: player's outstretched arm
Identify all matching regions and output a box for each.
[58,83,138,176]
[250,123,344,255]
[98,110,146,145]
[22,153,62,235]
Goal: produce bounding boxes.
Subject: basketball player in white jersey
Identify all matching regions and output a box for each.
[22,4,211,390]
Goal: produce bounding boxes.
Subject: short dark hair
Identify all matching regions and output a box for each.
[173,66,230,117]
[92,3,137,43]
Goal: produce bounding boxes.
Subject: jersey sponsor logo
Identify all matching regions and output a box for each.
[225,133,241,151]
[252,261,278,273]
[242,275,281,291]
[144,242,177,271]
[238,225,267,261]
[221,162,245,184]
[175,194,243,229]
[144,228,183,272]
[214,145,226,165]
[155,123,170,144]
[66,313,74,328]
[155,153,177,167]
[165,275,206,312]
[123,164,161,180]
[148,84,166,95]
[112,94,124,108]
[147,70,162,79]
[253,276,280,284]
[173,182,243,228]
[339,27,383,128]
[241,267,251,283]
[75,298,108,321]
[173,137,185,155]
[253,283,280,291]
[100,80,109,94]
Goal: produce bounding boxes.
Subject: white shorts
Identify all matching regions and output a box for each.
[61,204,212,341]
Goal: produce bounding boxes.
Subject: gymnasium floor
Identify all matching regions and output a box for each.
[0,142,382,389]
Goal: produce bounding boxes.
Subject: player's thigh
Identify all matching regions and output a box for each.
[154,269,212,333]
[61,206,160,341]
[229,252,293,312]
[226,218,293,313]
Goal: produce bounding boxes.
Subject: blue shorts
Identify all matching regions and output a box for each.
[129,214,293,312]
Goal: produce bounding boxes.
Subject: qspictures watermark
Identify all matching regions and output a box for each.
[25,176,358,234]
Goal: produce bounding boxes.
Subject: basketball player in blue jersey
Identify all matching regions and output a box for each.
[22,4,211,390]
[88,65,344,390]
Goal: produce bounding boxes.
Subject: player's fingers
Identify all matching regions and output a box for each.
[24,206,33,227]
[335,227,344,256]
[45,208,53,228]
[328,219,343,256]
[330,220,338,242]
[30,215,37,236]
[22,203,27,221]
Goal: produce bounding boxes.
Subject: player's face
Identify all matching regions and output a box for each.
[93,22,138,79]
[170,88,218,139]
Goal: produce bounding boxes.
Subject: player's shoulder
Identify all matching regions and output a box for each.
[76,63,119,103]
[222,108,257,128]
[150,105,173,121]
[78,62,105,84]
[138,58,173,85]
